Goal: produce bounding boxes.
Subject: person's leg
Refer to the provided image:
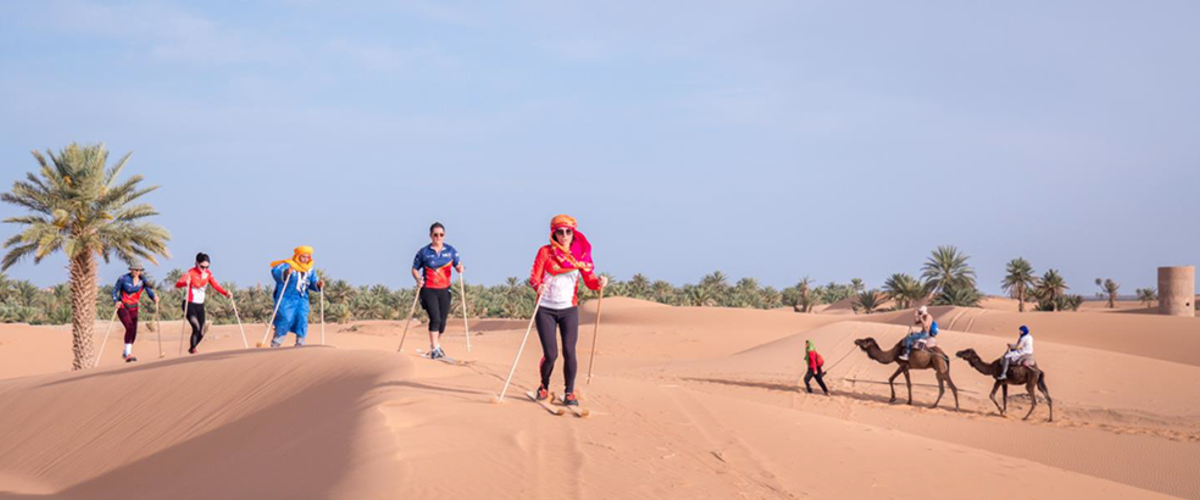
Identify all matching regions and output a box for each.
[293,302,310,346]
[815,371,829,394]
[436,289,451,336]
[559,307,580,395]
[999,356,1010,380]
[271,301,295,348]
[420,288,441,351]
[188,303,205,352]
[804,369,815,393]
[118,307,137,357]
[535,308,559,392]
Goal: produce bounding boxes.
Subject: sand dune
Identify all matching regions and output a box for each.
[1,297,1197,499]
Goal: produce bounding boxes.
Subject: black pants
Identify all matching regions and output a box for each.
[184,301,206,351]
[420,287,452,334]
[118,306,138,344]
[805,368,829,394]
[536,306,580,394]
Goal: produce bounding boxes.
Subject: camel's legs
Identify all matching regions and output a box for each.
[887,366,905,403]
[1023,381,1039,421]
[947,374,960,411]
[1002,384,1009,414]
[1037,373,1053,422]
[932,372,945,409]
[989,381,1004,414]
[903,368,913,405]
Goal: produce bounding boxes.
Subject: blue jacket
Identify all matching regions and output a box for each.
[112,273,157,306]
[413,244,460,289]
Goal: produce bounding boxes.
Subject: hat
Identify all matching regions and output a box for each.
[1019,325,1029,335]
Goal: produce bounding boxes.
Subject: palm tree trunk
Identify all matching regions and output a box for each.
[1017,288,1025,312]
[68,252,98,370]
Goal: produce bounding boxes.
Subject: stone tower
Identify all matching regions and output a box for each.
[1158,266,1195,317]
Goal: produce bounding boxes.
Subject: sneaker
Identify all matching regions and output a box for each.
[431,347,446,359]
[563,393,580,407]
[898,352,909,361]
[124,355,138,363]
[536,386,549,401]
[188,348,198,355]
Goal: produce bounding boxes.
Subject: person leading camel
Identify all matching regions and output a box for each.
[998,325,1034,380]
[803,340,829,395]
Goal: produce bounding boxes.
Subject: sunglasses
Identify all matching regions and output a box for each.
[555,228,574,235]
[432,233,445,237]
[199,264,210,269]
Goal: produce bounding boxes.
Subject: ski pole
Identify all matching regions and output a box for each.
[179,274,191,356]
[494,288,545,403]
[229,293,249,349]
[585,287,605,384]
[459,271,471,353]
[396,285,422,353]
[92,305,121,368]
[320,286,326,346]
[258,272,294,347]
[155,302,165,358]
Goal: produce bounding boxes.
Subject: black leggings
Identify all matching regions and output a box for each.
[420,287,452,334]
[184,302,206,351]
[536,306,580,394]
[805,368,829,394]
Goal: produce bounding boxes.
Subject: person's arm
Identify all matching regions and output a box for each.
[209,276,230,297]
[412,250,425,285]
[581,268,603,291]
[307,272,321,292]
[175,270,190,288]
[529,247,550,291]
[146,282,158,302]
[112,276,123,304]
[271,264,287,284]
[452,246,463,273]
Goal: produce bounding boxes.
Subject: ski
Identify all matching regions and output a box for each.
[415,349,475,366]
[556,396,591,418]
[526,391,565,416]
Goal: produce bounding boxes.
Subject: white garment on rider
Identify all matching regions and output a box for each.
[1005,335,1033,361]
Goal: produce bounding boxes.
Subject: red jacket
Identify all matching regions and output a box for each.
[807,351,824,372]
[175,267,229,302]
[528,245,601,307]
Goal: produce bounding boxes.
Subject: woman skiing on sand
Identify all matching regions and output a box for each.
[111,263,158,362]
[528,215,607,406]
[411,222,463,359]
[175,253,230,354]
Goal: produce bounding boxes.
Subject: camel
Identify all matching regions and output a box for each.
[853,337,959,411]
[955,348,1053,422]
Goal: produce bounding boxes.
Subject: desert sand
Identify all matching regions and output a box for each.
[1,297,1198,499]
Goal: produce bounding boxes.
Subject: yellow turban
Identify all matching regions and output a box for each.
[270,245,315,273]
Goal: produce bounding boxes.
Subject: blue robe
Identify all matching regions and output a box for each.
[271,263,320,345]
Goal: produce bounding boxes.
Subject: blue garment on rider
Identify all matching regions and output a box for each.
[904,320,938,353]
[270,263,320,340]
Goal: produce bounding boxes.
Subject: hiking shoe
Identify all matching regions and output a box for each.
[563,393,580,406]
[898,353,909,361]
[188,348,198,355]
[124,355,138,363]
[430,347,446,359]
[536,386,549,401]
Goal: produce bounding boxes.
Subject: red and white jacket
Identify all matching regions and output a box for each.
[529,245,601,309]
[175,267,230,304]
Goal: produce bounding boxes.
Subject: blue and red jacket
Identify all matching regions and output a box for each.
[413,244,460,290]
[112,273,157,308]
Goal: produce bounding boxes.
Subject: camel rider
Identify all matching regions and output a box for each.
[900,306,936,361]
[998,325,1034,380]
[269,246,324,348]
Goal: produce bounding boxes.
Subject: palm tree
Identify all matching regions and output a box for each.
[628,273,651,299]
[853,289,883,314]
[2,144,170,369]
[1095,278,1120,308]
[795,276,815,312]
[921,245,976,298]
[1136,287,1158,308]
[850,278,865,293]
[882,273,923,310]
[1001,258,1037,312]
[1035,269,1068,311]
[933,284,982,307]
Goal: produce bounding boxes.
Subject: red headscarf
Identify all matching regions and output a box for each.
[549,214,593,273]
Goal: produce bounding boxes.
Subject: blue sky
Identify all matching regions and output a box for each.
[1,0,1197,294]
